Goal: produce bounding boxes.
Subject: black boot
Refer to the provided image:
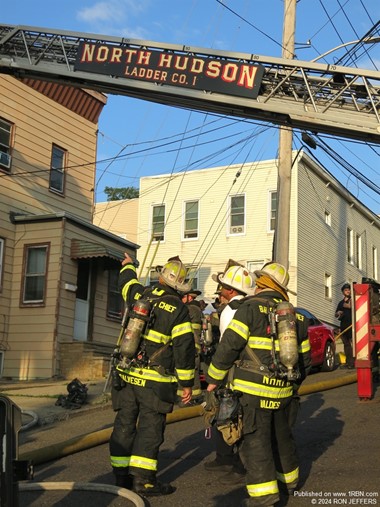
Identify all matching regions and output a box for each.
[133,477,175,496]
[113,469,133,489]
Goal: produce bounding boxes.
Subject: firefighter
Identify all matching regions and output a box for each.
[204,265,255,484]
[335,283,354,369]
[109,253,195,496]
[206,262,311,507]
[180,289,203,402]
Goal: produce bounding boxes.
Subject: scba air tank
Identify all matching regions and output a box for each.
[202,316,213,346]
[120,299,151,359]
[275,301,299,380]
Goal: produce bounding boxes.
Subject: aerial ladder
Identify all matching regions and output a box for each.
[0,24,380,143]
[353,279,380,401]
[2,21,380,503]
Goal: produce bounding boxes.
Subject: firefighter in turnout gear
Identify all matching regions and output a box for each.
[205,265,255,483]
[181,289,203,401]
[206,262,311,507]
[109,253,195,496]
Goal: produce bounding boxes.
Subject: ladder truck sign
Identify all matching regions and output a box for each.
[74,42,265,99]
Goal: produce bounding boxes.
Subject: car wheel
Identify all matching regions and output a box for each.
[321,341,336,372]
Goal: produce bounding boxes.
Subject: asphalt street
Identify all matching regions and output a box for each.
[10,368,380,507]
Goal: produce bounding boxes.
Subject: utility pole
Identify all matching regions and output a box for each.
[274,0,296,269]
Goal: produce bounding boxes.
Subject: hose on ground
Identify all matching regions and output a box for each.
[19,373,357,467]
[20,410,39,432]
[19,481,144,507]
[19,404,203,466]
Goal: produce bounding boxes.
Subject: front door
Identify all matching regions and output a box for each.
[73,260,91,341]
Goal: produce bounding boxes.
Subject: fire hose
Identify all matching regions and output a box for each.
[18,373,357,505]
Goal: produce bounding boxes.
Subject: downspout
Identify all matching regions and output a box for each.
[53,218,66,377]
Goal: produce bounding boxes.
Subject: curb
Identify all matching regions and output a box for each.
[36,398,113,426]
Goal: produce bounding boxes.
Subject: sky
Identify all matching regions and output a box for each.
[2,0,380,212]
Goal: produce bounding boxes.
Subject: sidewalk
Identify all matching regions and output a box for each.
[0,377,112,427]
[0,342,348,430]
[1,364,352,430]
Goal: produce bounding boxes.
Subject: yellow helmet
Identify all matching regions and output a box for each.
[254,262,289,290]
[160,259,191,293]
[212,266,254,295]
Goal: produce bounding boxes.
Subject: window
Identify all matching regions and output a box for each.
[324,273,332,299]
[107,269,123,319]
[49,144,66,194]
[347,227,354,264]
[372,246,378,281]
[269,191,277,232]
[0,238,4,291]
[184,200,199,239]
[356,234,362,270]
[22,244,49,305]
[229,194,245,235]
[325,210,331,226]
[0,118,13,172]
[185,265,198,290]
[152,204,165,242]
[148,268,161,287]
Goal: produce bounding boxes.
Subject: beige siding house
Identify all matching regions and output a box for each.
[94,199,139,244]
[0,75,138,380]
[135,152,380,326]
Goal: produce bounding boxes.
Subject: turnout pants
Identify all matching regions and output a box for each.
[109,382,173,480]
[341,329,354,368]
[240,396,299,507]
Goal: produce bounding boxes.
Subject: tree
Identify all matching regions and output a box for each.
[104,186,139,201]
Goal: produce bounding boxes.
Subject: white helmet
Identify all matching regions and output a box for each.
[160,259,191,293]
[254,262,289,290]
[212,266,254,295]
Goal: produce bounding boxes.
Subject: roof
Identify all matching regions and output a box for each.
[70,239,124,261]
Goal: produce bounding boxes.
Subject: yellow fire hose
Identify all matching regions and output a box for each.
[18,374,358,505]
[19,373,357,466]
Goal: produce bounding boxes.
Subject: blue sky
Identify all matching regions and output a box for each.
[2,0,380,210]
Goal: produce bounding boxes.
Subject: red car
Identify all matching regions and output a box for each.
[296,307,336,371]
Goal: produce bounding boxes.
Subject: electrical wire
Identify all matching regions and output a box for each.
[215,0,284,51]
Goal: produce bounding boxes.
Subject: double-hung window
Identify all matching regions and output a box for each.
[49,144,66,194]
[0,118,13,172]
[107,269,123,319]
[22,244,49,305]
[229,194,245,235]
[356,234,362,270]
[184,200,199,239]
[347,227,354,264]
[152,204,165,242]
[372,246,378,281]
[269,191,277,232]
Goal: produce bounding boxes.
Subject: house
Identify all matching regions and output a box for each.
[0,75,138,380]
[135,152,380,326]
[94,199,139,244]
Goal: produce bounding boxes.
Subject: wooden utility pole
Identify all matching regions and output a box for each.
[274,0,296,268]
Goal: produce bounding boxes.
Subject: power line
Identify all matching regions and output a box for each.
[215,0,284,51]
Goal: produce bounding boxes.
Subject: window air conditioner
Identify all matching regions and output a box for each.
[0,152,11,169]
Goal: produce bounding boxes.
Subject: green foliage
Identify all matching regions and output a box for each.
[104,186,139,201]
